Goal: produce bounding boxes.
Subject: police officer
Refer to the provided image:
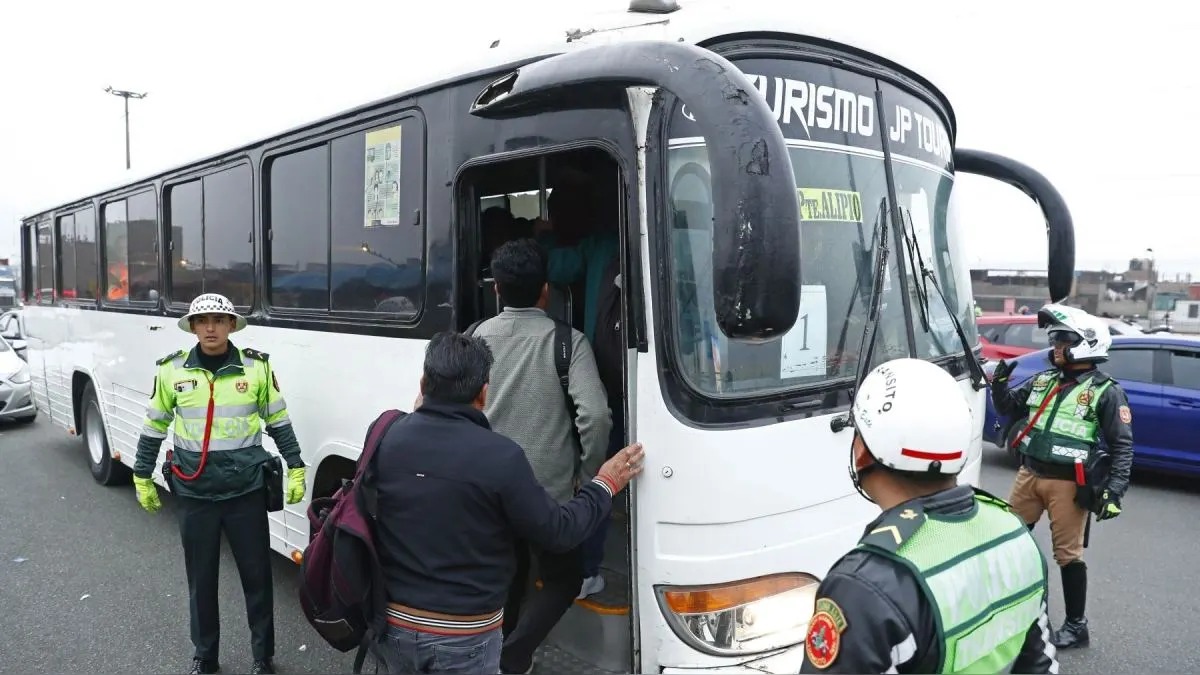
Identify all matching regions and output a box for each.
[991,303,1133,649]
[132,293,307,675]
[800,358,1058,674]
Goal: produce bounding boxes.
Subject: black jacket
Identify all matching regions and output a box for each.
[799,486,1058,674]
[373,399,613,616]
[992,364,1134,496]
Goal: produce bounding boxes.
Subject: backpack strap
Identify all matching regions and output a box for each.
[358,408,407,521]
[553,319,572,399]
[464,318,485,336]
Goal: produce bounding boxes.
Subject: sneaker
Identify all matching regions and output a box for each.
[577,574,606,600]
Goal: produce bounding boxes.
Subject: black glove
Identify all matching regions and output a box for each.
[1096,489,1122,521]
[991,359,1014,387]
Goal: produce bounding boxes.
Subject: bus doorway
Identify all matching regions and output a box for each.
[457,146,633,673]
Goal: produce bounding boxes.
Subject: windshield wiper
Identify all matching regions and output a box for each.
[830,197,892,434]
[898,206,987,390]
[832,196,888,373]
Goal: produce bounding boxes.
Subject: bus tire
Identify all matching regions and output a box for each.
[81,382,130,486]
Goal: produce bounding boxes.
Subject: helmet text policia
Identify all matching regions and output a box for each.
[177,293,248,333]
[1036,302,1110,364]
[849,358,973,499]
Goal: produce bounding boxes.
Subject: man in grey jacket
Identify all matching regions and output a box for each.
[472,238,612,675]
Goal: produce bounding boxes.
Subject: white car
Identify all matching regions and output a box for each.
[0,334,35,424]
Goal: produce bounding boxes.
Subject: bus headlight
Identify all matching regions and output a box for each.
[656,573,820,656]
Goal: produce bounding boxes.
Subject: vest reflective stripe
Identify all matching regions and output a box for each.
[146,408,173,423]
[176,403,260,420]
[262,398,286,417]
[1021,374,1110,465]
[174,433,263,453]
[867,497,1046,673]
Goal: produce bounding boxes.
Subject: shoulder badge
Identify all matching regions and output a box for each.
[860,501,926,553]
[1119,405,1132,424]
[805,597,848,669]
[156,349,185,366]
[241,347,269,362]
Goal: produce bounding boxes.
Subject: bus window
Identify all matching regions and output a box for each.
[56,213,77,299]
[166,167,253,308]
[104,191,161,304]
[665,59,909,397]
[36,221,53,304]
[267,145,330,311]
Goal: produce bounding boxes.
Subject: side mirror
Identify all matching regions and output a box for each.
[953,149,1075,302]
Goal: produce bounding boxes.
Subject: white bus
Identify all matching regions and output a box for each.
[16,1,1075,672]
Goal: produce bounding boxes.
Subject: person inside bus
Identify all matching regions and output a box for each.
[469,238,612,674]
[371,331,644,675]
[533,184,624,599]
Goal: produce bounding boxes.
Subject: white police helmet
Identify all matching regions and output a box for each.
[177,293,247,333]
[849,358,973,498]
[1037,303,1111,364]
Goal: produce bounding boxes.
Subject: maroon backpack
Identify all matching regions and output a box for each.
[298,408,406,672]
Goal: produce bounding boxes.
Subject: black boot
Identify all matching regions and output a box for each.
[1052,561,1090,648]
[250,659,275,674]
[189,657,220,674]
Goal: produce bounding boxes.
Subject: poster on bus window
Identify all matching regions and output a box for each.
[364,125,402,228]
[780,284,829,379]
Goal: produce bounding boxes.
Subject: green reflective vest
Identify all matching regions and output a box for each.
[859,492,1047,673]
[141,345,290,499]
[1017,371,1109,465]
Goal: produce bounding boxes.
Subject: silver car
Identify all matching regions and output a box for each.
[0,334,35,424]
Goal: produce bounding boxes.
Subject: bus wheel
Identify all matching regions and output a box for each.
[82,382,130,486]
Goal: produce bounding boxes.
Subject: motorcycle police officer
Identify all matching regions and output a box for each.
[991,303,1133,649]
[801,358,1057,673]
[131,293,308,675]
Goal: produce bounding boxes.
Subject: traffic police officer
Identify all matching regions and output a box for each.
[801,358,1058,673]
[991,303,1133,649]
[132,293,307,675]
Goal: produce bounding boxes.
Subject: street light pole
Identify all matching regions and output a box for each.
[1146,247,1156,320]
[104,86,148,170]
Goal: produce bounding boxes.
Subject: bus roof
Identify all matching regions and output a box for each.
[21,0,957,221]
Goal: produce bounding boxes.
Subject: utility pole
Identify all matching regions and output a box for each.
[105,86,148,170]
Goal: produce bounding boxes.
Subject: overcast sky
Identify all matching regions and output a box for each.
[2,0,1197,279]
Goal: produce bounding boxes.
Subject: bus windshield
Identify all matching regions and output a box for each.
[664,57,976,398]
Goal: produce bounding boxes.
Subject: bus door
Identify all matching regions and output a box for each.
[469,41,803,673]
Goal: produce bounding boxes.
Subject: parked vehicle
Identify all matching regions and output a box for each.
[983,334,1200,475]
[0,333,35,424]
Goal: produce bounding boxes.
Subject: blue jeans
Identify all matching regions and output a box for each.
[582,403,624,578]
[376,624,502,674]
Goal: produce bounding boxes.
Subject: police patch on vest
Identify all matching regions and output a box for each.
[805,597,847,669]
[1076,389,1093,406]
[1032,376,1050,392]
[174,379,198,393]
[236,379,248,394]
[1119,405,1132,424]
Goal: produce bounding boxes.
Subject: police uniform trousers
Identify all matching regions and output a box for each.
[176,488,275,662]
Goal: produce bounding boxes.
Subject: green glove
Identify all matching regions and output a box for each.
[133,476,162,514]
[287,467,306,504]
[1096,489,1122,521]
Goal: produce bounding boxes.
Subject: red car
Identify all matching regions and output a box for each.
[978,313,1147,361]
[977,315,1046,361]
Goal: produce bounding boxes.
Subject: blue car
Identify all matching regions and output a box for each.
[983,334,1200,475]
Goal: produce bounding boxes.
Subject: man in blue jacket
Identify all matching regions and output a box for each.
[370,331,645,674]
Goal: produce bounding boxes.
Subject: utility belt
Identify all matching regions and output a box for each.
[1023,452,1110,515]
[162,448,284,512]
